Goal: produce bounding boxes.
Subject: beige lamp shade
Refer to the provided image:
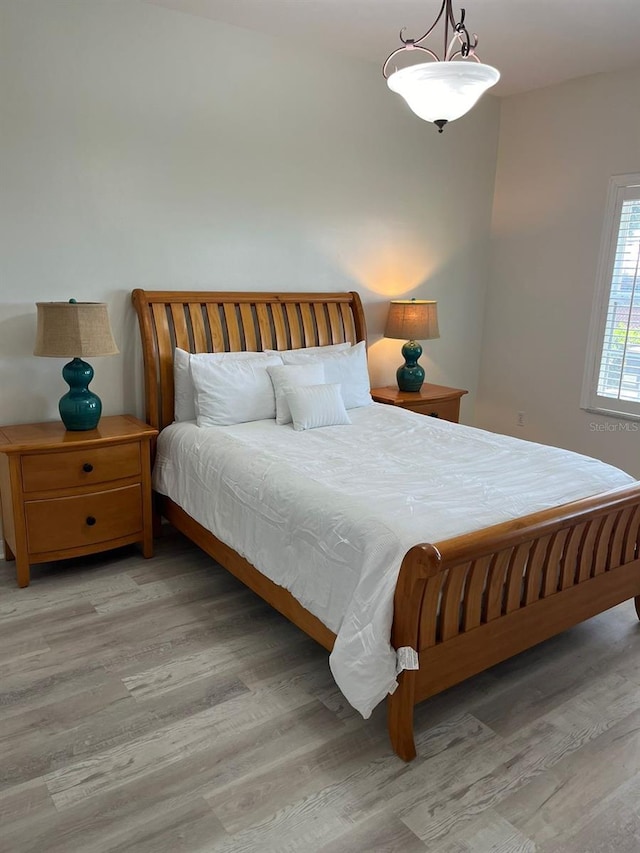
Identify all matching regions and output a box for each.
[34,301,119,358]
[384,299,440,342]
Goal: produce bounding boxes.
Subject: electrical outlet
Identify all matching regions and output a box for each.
[517,411,525,427]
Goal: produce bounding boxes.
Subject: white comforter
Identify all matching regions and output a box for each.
[153,404,635,717]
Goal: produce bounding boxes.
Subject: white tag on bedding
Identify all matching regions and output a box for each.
[396,646,419,674]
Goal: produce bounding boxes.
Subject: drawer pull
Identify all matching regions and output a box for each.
[82,463,94,473]
[429,411,440,418]
[86,516,97,526]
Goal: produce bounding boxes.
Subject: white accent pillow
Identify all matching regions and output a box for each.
[278,340,372,409]
[190,355,283,427]
[174,348,273,422]
[264,342,351,358]
[286,383,352,431]
[267,363,326,425]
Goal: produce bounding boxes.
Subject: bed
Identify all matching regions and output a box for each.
[132,288,640,761]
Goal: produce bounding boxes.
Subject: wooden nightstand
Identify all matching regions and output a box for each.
[371,383,468,423]
[0,415,157,587]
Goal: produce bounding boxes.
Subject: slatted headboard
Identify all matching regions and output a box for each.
[131,290,368,431]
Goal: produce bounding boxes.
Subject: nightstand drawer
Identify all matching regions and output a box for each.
[411,399,461,422]
[371,384,467,425]
[25,484,143,554]
[21,443,141,493]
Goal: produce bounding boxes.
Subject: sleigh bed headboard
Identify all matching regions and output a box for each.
[131,289,367,431]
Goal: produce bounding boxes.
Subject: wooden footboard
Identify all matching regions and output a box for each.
[388,484,640,761]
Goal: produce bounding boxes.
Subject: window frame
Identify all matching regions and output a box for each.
[581,173,640,421]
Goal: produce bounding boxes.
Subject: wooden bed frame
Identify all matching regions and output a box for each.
[132,288,640,761]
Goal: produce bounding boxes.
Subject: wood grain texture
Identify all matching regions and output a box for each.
[20,442,141,492]
[0,417,156,587]
[3,528,640,852]
[25,484,143,554]
[131,290,367,432]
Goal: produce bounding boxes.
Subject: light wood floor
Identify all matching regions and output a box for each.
[2,529,640,853]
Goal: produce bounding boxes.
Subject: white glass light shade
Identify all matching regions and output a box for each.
[387,62,500,124]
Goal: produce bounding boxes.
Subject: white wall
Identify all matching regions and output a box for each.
[0,0,499,435]
[477,67,640,478]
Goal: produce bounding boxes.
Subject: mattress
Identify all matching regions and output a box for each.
[153,403,635,717]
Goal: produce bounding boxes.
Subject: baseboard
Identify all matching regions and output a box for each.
[0,538,4,560]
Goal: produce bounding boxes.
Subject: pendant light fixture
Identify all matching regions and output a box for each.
[382,0,499,133]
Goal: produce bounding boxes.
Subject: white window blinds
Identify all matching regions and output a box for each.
[582,176,640,419]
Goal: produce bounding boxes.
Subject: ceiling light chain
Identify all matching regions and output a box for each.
[382,0,499,133]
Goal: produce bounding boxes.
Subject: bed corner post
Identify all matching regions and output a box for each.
[131,289,160,433]
[388,671,419,762]
[388,543,442,761]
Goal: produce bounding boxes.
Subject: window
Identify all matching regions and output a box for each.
[582,174,640,419]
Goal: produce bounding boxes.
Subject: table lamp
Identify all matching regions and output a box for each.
[384,299,439,392]
[34,299,119,431]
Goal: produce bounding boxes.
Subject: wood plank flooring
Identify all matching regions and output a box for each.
[2,528,640,852]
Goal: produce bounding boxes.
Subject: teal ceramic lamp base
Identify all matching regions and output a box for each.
[59,358,102,431]
[396,340,425,392]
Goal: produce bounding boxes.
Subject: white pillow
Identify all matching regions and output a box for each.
[264,342,351,358]
[190,355,283,427]
[278,340,372,409]
[267,363,326,425]
[286,383,352,432]
[173,348,273,422]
